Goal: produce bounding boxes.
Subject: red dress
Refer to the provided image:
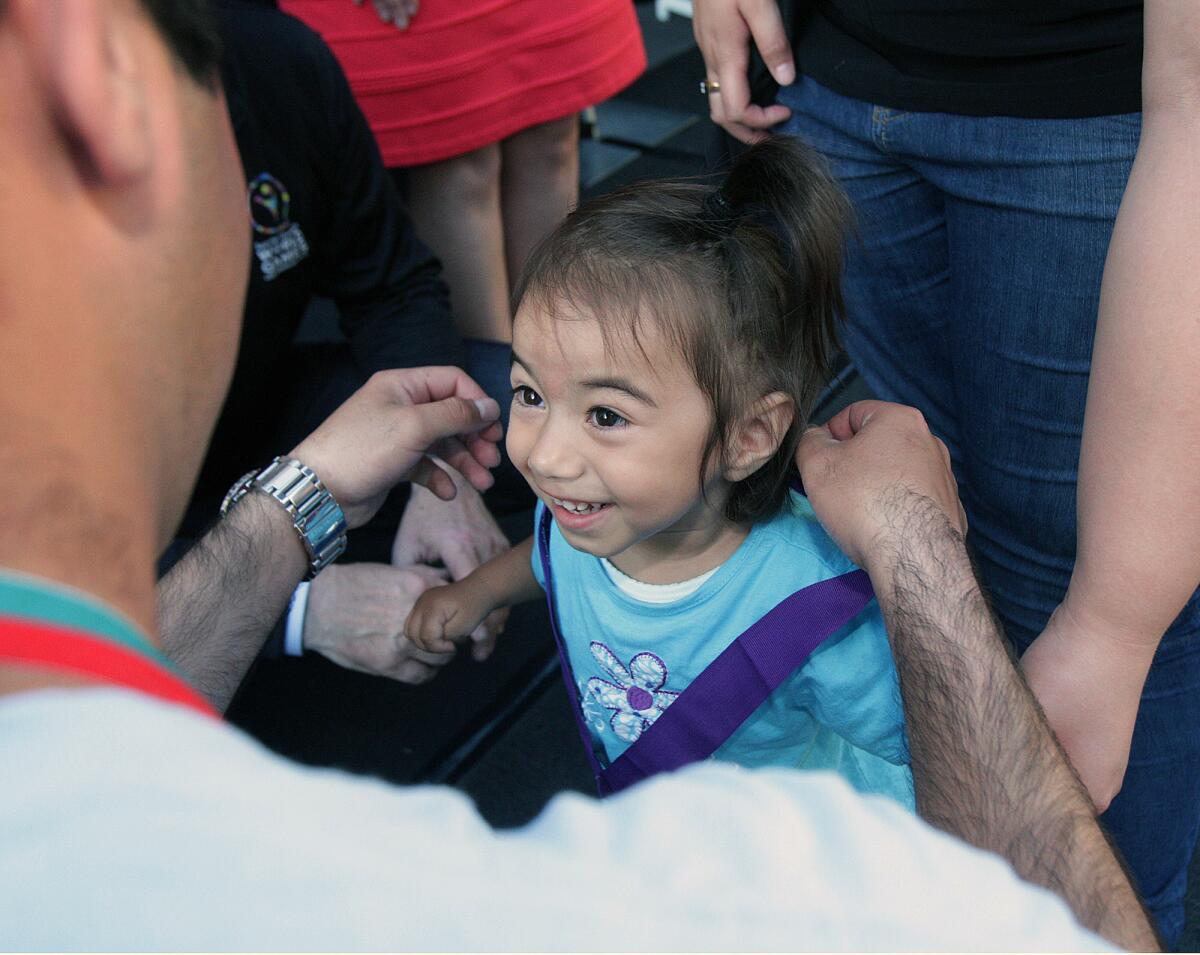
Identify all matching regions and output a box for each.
[278,0,647,168]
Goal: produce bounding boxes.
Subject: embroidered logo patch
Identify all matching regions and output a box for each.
[584,642,679,744]
[248,172,309,281]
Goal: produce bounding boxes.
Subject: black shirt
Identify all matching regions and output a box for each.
[794,1,1143,117]
[187,0,462,527]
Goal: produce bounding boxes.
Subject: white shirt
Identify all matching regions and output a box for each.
[0,688,1113,952]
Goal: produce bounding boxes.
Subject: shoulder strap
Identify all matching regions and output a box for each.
[537,507,875,796]
[598,567,872,795]
[538,508,609,782]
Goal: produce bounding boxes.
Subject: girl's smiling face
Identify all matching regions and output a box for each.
[506,304,748,584]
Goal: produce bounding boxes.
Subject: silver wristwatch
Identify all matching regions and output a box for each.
[220,456,347,580]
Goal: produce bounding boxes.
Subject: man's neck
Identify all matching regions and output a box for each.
[0,442,160,642]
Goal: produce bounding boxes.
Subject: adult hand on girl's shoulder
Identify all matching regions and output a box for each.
[353,0,418,31]
[692,0,794,143]
[795,400,968,576]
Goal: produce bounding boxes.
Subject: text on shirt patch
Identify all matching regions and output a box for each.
[248,171,309,281]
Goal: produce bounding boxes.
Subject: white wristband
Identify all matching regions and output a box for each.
[284,581,311,657]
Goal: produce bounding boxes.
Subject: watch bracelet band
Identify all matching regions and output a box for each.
[220,457,347,580]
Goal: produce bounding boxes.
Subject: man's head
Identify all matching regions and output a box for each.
[0,0,222,85]
[0,0,249,622]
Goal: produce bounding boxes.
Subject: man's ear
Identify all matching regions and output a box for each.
[14,0,152,186]
[725,391,796,481]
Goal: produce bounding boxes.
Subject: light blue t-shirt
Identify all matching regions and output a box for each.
[532,492,914,808]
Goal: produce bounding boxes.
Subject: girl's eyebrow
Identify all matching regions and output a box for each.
[513,348,656,407]
[581,376,657,407]
[510,350,533,374]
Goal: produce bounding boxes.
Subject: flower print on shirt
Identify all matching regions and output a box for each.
[584,642,680,744]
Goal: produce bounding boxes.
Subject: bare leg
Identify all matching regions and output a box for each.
[405,144,511,342]
[499,115,580,288]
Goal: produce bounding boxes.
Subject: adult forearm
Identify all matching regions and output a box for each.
[874,493,1158,951]
[1068,85,1200,647]
[157,494,307,711]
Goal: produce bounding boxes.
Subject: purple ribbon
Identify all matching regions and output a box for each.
[537,508,875,797]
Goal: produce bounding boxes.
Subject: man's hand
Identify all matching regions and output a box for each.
[795,401,967,576]
[1021,600,1157,812]
[353,0,418,30]
[393,476,510,661]
[796,401,1159,951]
[292,367,502,530]
[303,562,455,684]
[693,0,794,143]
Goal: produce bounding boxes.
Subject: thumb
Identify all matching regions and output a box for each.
[410,396,500,448]
[795,423,836,468]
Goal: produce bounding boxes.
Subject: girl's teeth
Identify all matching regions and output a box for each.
[553,497,602,514]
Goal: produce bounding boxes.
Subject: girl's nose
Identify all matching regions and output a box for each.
[527,419,584,483]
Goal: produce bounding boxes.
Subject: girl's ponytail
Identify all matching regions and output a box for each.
[717,136,851,406]
[703,136,853,523]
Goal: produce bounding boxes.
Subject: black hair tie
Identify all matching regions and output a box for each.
[702,188,739,235]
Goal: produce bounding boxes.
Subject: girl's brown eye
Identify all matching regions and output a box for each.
[590,407,627,429]
[513,386,542,407]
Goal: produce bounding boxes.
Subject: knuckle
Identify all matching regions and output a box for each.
[898,405,927,429]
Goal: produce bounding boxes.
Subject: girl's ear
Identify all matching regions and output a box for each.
[725,392,795,481]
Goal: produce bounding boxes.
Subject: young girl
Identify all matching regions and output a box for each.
[407,137,912,807]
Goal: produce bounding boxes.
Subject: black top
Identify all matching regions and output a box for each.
[794,0,1143,117]
[187,0,462,526]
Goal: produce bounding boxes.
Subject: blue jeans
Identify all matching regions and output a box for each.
[778,76,1200,946]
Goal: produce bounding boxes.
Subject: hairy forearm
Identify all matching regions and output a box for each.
[873,492,1158,951]
[157,494,307,711]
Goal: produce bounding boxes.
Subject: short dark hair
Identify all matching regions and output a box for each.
[139,0,222,88]
[515,136,851,525]
[0,0,220,88]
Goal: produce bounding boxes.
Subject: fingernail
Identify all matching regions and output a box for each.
[473,397,500,420]
[774,62,795,85]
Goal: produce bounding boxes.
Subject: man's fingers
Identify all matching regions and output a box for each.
[408,564,451,586]
[409,456,458,500]
[824,399,891,440]
[465,426,503,466]
[401,638,454,667]
[470,607,508,661]
[795,423,838,476]
[406,394,501,494]
[440,540,482,583]
[412,394,500,444]
[393,659,439,684]
[389,365,492,408]
[437,434,499,492]
[471,631,497,662]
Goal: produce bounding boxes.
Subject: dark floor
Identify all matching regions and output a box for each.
[232,5,1200,949]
